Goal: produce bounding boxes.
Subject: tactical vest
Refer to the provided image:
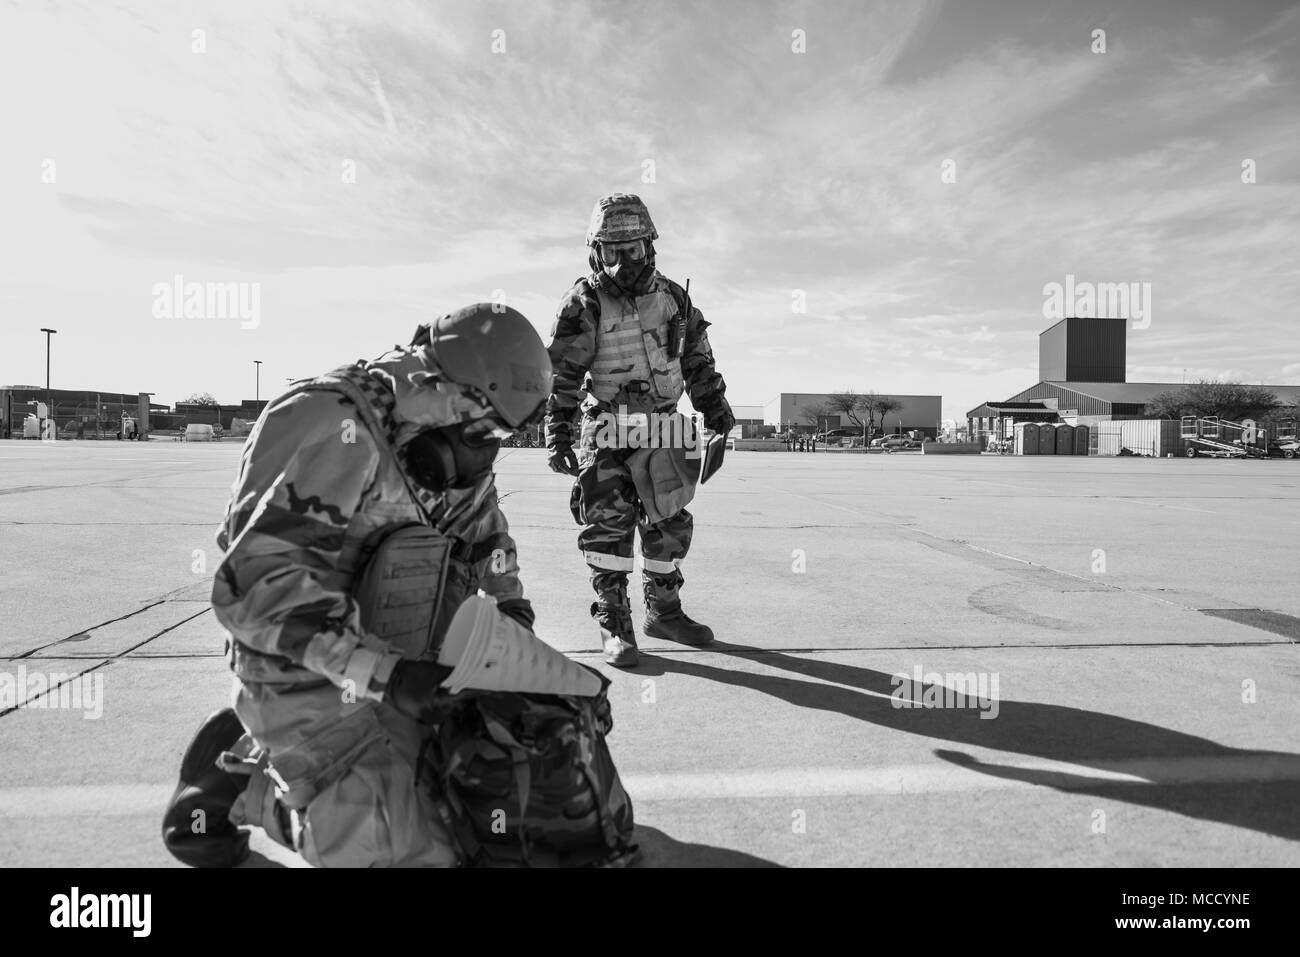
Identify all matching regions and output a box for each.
[588,281,684,407]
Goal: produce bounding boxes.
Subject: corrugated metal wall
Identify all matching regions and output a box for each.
[1065,318,1126,382]
[1038,321,1068,381]
[1006,382,1112,417]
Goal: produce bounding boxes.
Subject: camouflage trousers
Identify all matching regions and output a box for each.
[570,442,692,594]
[227,678,459,868]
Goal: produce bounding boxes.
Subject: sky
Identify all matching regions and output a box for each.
[2,0,1298,425]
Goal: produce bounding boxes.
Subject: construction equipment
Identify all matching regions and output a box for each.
[1180,416,1269,459]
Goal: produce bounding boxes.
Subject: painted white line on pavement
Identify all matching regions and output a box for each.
[1113,497,1217,515]
[623,755,1300,798]
[2,754,1297,817]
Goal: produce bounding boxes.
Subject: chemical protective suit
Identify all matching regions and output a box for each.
[545,194,735,667]
[162,304,550,867]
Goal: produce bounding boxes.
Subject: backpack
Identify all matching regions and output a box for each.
[418,671,639,868]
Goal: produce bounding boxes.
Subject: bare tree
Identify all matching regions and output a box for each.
[825,390,869,439]
[798,402,830,430]
[858,392,902,437]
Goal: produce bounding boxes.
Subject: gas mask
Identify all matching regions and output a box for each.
[403,419,508,491]
[594,239,654,293]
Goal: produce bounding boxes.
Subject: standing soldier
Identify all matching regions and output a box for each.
[545,194,734,668]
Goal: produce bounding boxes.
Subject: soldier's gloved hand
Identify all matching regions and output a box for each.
[382,659,454,723]
[496,597,536,630]
[707,411,735,436]
[548,444,580,476]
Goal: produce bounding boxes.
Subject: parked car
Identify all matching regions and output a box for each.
[874,434,923,451]
[817,428,865,445]
[182,424,215,442]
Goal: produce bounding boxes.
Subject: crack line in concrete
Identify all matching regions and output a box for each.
[1,606,214,717]
[14,600,167,659]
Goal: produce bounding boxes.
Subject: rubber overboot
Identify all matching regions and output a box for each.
[642,572,714,646]
[161,707,251,867]
[594,600,638,667]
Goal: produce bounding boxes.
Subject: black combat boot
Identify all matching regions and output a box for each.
[642,571,714,646]
[161,708,252,867]
[592,573,638,667]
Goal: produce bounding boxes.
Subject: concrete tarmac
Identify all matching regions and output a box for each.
[1,440,1297,867]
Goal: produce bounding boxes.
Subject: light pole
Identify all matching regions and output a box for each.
[254,360,262,403]
[39,328,56,439]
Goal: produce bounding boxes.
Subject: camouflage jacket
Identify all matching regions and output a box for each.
[544,271,732,448]
[211,358,525,693]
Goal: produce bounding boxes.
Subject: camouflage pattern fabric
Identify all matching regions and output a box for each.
[569,444,694,581]
[211,354,529,867]
[418,672,638,867]
[544,271,732,450]
[586,283,683,404]
[213,359,525,690]
[643,566,689,611]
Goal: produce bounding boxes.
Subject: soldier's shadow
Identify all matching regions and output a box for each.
[236,840,776,868]
[631,644,1300,842]
[631,826,782,868]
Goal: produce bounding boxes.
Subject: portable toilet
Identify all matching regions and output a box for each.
[1055,424,1075,455]
[1073,424,1090,456]
[1022,421,1040,455]
[1032,423,1052,454]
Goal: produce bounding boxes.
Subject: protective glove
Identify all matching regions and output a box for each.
[548,444,580,476]
[382,659,454,723]
[706,410,735,436]
[495,597,536,630]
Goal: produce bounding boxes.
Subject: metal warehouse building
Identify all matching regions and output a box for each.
[967,318,1300,452]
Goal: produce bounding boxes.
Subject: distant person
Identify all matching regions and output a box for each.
[809,434,817,453]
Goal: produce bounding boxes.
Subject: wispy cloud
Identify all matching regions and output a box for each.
[1,0,1297,419]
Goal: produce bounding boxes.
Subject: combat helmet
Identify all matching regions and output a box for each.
[586,193,658,246]
[412,304,552,428]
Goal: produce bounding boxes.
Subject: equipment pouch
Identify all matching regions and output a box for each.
[352,522,454,661]
[628,445,698,526]
[569,482,586,525]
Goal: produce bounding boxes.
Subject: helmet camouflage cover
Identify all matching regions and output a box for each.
[410,304,552,429]
[585,193,658,246]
